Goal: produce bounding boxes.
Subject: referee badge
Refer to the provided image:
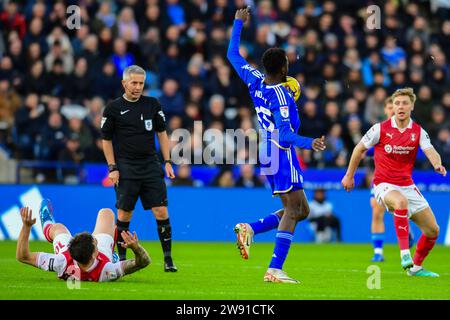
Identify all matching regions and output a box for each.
[145,119,153,131]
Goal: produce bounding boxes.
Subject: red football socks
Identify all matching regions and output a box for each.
[393,209,409,250]
[43,224,53,243]
[413,235,437,266]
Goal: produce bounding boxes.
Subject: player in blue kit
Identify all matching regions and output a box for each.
[227,7,326,284]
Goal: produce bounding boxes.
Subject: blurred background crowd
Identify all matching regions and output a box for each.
[0,0,449,185]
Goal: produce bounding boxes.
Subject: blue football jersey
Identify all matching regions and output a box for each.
[227,19,313,151]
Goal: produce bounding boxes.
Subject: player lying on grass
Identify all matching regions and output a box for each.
[342,88,447,277]
[16,199,150,282]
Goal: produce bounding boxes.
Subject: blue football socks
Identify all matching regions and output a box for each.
[249,213,280,235]
[372,232,384,254]
[269,231,293,270]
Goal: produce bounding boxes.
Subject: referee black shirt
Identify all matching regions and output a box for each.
[101,95,166,179]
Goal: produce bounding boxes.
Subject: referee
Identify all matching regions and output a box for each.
[101,65,177,272]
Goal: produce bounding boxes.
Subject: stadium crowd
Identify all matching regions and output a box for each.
[0,0,449,185]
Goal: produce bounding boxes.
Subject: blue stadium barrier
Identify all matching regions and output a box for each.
[1,185,449,244]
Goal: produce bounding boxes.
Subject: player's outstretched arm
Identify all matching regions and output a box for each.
[423,147,447,177]
[227,7,261,84]
[342,142,368,192]
[16,207,39,267]
[270,95,325,151]
[227,7,250,62]
[120,231,151,275]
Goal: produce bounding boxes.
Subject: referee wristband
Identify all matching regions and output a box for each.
[108,164,118,173]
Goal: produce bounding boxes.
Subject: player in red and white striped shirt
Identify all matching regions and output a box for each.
[342,88,447,277]
[16,200,150,282]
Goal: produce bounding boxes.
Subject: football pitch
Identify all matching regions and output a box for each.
[1,241,449,300]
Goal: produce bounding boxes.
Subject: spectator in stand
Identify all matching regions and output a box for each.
[309,189,342,243]
[427,106,449,139]
[23,17,48,54]
[13,93,46,159]
[0,1,26,39]
[235,164,263,188]
[117,7,139,43]
[0,79,21,135]
[44,40,73,75]
[43,58,67,97]
[94,60,120,101]
[324,123,346,168]
[111,38,134,76]
[67,117,95,155]
[441,90,450,118]
[381,35,407,73]
[159,78,185,119]
[37,112,68,161]
[211,166,235,188]
[364,86,388,126]
[0,0,448,182]
[414,85,434,125]
[58,132,84,184]
[23,61,46,96]
[362,51,391,88]
[434,128,450,168]
[66,57,92,102]
[172,164,195,187]
[343,114,363,153]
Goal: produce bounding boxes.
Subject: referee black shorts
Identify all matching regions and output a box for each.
[114,175,168,211]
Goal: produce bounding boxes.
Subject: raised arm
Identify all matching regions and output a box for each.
[227,7,265,85]
[16,207,39,267]
[119,231,151,275]
[227,7,250,71]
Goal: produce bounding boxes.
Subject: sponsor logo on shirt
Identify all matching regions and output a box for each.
[385,145,416,155]
[384,144,392,153]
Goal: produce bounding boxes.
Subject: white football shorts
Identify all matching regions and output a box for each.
[373,182,429,217]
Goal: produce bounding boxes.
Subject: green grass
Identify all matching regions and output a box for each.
[1,241,449,300]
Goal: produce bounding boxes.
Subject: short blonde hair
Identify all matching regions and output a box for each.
[391,87,416,104]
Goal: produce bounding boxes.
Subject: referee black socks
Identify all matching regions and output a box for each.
[116,220,130,261]
[156,218,176,271]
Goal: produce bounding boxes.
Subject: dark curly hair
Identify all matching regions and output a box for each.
[68,232,96,265]
[262,48,287,76]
